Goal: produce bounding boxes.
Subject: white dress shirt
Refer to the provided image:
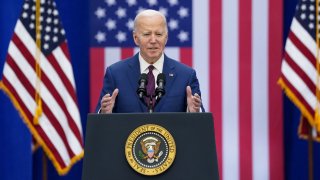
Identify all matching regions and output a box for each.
[138,53,164,89]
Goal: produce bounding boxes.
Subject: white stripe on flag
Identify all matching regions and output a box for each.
[282,60,316,108]
[104,47,121,68]
[193,0,209,111]
[53,47,76,88]
[164,47,180,62]
[222,0,239,180]
[252,0,269,179]
[53,48,82,133]
[291,18,317,57]
[285,39,317,83]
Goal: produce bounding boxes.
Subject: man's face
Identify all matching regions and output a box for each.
[133,15,168,64]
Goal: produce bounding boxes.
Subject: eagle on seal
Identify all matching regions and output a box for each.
[140,136,162,163]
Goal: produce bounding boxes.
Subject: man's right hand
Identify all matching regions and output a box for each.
[100,88,119,113]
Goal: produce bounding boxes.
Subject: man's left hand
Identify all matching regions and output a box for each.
[186,86,201,112]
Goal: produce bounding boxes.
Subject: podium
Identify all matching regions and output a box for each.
[82,113,219,180]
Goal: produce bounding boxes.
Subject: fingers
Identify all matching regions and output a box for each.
[186,86,192,98]
[192,93,201,110]
[111,88,119,100]
[100,88,119,113]
[186,86,202,112]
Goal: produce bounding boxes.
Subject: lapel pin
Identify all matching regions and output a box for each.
[169,73,174,77]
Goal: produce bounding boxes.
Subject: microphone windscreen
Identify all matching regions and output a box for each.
[139,73,148,82]
[157,73,166,84]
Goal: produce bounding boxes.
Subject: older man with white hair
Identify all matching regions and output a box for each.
[96,9,204,113]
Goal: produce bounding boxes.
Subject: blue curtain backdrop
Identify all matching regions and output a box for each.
[0,0,320,179]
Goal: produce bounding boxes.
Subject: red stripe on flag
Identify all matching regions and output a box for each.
[281,76,314,114]
[2,76,67,168]
[6,55,75,158]
[45,53,83,144]
[269,0,284,178]
[47,50,77,103]
[284,53,315,92]
[239,0,252,178]
[121,48,134,60]
[210,0,223,178]
[60,42,71,61]
[289,32,316,66]
[90,48,105,112]
[180,48,193,67]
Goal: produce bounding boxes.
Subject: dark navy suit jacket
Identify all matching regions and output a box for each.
[95,53,204,113]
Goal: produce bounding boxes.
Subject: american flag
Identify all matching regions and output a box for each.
[279,0,320,140]
[89,0,283,179]
[0,0,83,175]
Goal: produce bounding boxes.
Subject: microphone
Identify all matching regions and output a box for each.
[137,73,148,98]
[155,73,166,101]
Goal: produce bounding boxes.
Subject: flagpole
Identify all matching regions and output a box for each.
[42,152,48,180]
[313,0,319,179]
[308,126,313,180]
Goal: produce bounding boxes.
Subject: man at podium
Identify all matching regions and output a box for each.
[96,9,204,113]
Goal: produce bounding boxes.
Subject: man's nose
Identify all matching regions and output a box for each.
[150,34,157,42]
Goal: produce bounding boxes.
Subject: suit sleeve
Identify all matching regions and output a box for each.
[188,69,205,112]
[95,67,116,113]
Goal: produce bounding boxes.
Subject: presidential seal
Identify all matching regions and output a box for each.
[125,124,176,176]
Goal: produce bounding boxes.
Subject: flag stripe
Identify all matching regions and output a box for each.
[50,47,77,102]
[289,32,316,68]
[239,0,253,179]
[252,0,270,179]
[282,61,315,114]
[268,0,284,178]
[193,1,209,111]
[284,53,315,94]
[90,48,105,112]
[180,48,192,67]
[46,52,83,143]
[121,48,134,60]
[285,38,316,83]
[290,18,317,57]
[209,0,223,178]
[222,0,240,179]
[164,48,180,61]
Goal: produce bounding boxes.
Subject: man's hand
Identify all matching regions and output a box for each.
[100,88,119,113]
[186,86,201,112]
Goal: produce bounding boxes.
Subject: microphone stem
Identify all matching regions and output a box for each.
[148,95,154,113]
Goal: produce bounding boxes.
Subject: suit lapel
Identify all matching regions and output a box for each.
[154,56,176,111]
[126,54,147,111]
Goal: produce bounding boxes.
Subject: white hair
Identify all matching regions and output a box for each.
[133,9,168,33]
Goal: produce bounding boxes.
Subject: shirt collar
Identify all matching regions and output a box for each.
[139,53,164,73]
